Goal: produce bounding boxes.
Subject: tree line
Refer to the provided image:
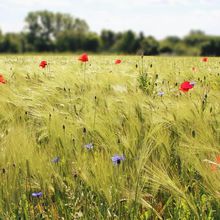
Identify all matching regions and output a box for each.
[0,10,220,56]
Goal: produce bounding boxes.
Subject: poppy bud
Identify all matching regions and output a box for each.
[202,57,208,62]
[0,74,6,84]
[115,59,122,64]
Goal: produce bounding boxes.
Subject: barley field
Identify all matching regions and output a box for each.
[0,55,220,219]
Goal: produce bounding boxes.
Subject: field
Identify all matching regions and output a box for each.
[0,55,220,219]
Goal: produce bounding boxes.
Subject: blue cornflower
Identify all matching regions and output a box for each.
[112,154,125,165]
[158,91,165,97]
[83,143,94,150]
[32,192,43,197]
[52,156,60,163]
[190,81,196,86]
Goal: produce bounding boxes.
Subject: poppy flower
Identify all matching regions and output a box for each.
[112,154,125,165]
[179,81,195,92]
[78,53,88,62]
[0,75,6,84]
[32,192,43,197]
[211,155,220,171]
[216,155,220,163]
[202,57,208,62]
[39,60,48,68]
[115,59,122,64]
[211,164,217,171]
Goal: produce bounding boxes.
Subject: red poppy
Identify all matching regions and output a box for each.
[78,53,88,62]
[0,74,6,84]
[179,81,194,92]
[115,59,122,64]
[202,57,208,62]
[216,156,220,164]
[211,164,217,171]
[39,60,48,68]
[211,155,220,171]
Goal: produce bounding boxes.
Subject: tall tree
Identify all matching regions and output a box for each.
[140,36,159,55]
[100,30,116,51]
[160,36,181,54]
[0,33,22,53]
[113,30,137,53]
[24,11,89,52]
[83,33,101,52]
[184,30,208,47]
[201,37,220,56]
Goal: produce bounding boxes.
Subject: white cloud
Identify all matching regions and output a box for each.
[7,0,71,7]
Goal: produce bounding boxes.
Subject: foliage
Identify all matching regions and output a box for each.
[140,36,159,55]
[0,10,220,55]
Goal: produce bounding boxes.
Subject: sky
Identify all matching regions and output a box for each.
[0,0,219,39]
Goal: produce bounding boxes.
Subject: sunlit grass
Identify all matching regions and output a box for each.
[0,55,220,219]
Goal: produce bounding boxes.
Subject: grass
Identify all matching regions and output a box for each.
[0,55,220,219]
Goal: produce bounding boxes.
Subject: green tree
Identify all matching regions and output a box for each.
[113,30,137,53]
[100,29,117,51]
[160,36,181,54]
[83,33,101,52]
[140,36,159,55]
[25,11,89,52]
[201,37,220,56]
[56,30,85,52]
[184,30,208,47]
[0,33,22,53]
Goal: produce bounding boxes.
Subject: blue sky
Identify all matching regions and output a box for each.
[0,0,219,39]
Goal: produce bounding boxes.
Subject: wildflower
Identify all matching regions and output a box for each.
[211,155,220,171]
[52,157,60,163]
[216,155,220,163]
[32,192,43,197]
[190,81,196,86]
[0,75,6,84]
[211,164,217,171]
[115,59,122,64]
[112,154,125,165]
[112,85,127,93]
[39,60,47,68]
[83,143,94,150]
[158,91,165,97]
[179,81,195,92]
[202,57,208,62]
[78,53,88,62]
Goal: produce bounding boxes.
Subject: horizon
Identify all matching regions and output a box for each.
[0,0,220,40]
